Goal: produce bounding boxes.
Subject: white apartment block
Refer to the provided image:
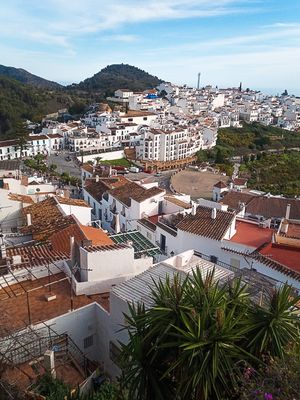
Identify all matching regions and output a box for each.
[138,127,204,162]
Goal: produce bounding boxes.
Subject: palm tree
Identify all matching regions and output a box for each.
[247,284,300,358]
[120,270,300,400]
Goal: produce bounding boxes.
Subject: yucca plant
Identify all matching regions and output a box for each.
[247,283,300,358]
[120,270,300,400]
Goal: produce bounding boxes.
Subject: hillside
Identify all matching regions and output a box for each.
[0,64,62,90]
[0,63,163,138]
[0,77,77,138]
[69,64,163,95]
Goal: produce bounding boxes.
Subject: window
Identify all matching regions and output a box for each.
[143,117,148,121]
[109,341,121,366]
[83,335,94,349]
[210,255,218,264]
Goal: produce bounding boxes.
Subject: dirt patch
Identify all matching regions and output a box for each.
[171,170,228,200]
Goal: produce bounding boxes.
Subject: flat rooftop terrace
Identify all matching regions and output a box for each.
[229,220,274,249]
[0,273,109,335]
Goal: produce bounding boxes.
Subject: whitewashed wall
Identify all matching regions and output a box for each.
[78,150,124,163]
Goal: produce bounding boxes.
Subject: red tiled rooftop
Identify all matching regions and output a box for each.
[148,214,160,224]
[259,243,300,272]
[230,220,274,249]
[79,224,114,246]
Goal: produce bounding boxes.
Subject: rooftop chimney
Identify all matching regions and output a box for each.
[26,213,32,226]
[115,213,120,233]
[95,174,99,183]
[211,208,217,220]
[0,244,6,259]
[70,236,75,263]
[285,203,291,220]
[44,350,56,379]
[191,203,197,216]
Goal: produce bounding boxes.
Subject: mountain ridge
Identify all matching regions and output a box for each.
[0,65,62,90]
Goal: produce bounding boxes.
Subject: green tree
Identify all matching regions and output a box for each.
[14,120,29,159]
[120,270,300,400]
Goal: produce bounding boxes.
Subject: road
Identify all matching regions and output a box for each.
[47,152,81,178]
[46,152,174,193]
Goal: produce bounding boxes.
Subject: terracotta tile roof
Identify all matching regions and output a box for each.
[0,139,18,148]
[259,242,300,273]
[221,191,255,210]
[246,197,300,220]
[176,206,235,241]
[122,110,156,117]
[8,193,34,204]
[21,197,76,240]
[56,196,91,208]
[29,135,49,141]
[50,223,85,254]
[47,133,63,139]
[6,243,68,270]
[165,196,191,209]
[79,225,113,246]
[233,178,247,186]
[214,181,227,189]
[0,160,20,170]
[84,243,130,253]
[229,220,274,249]
[110,181,164,206]
[84,176,128,202]
[50,222,113,255]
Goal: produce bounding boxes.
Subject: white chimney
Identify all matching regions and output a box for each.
[70,236,75,262]
[0,244,6,259]
[26,213,32,226]
[115,213,120,233]
[95,174,99,183]
[191,203,197,216]
[44,350,56,378]
[285,203,291,220]
[12,255,22,265]
[211,208,217,220]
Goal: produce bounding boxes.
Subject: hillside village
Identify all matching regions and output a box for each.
[0,80,300,398]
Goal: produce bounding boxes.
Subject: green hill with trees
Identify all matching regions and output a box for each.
[0,64,62,89]
[69,64,163,95]
[0,77,77,138]
[0,63,164,139]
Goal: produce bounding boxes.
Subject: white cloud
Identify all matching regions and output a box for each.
[101,34,139,43]
[0,0,258,45]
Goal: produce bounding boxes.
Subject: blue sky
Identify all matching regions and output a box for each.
[0,0,299,94]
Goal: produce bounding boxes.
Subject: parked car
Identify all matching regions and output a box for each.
[129,166,140,173]
[154,172,162,177]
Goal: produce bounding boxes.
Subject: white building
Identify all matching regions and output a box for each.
[83,177,165,233]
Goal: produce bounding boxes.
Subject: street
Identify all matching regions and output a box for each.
[47,152,81,178]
